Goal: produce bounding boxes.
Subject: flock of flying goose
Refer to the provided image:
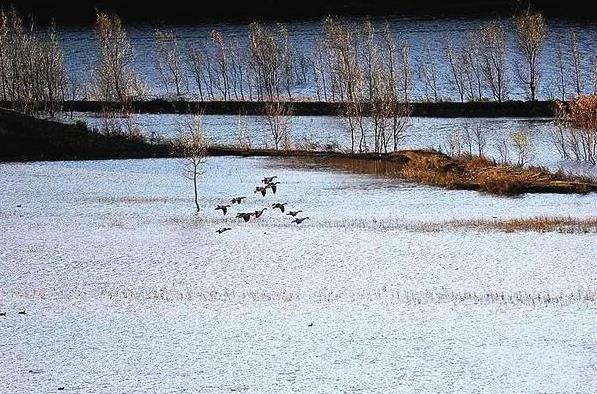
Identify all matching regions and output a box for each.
[215,176,309,234]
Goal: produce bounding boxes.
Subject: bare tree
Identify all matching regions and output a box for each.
[322,18,361,103]
[569,31,583,96]
[514,11,546,101]
[555,40,567,100]
[398,40,412,102]
[0,10,68,115]
[444,36,467,102]
[510,130,533,166]
[444,131,463,157]
[210,30,230,100]
[360,20,378,102]
[312,39,328,101]
[187,45,206,100]
[154,29,186,96]
[263,101,292,150]
[473,126,487,156]
[591,56,597,95]
[248,22,294,101]
[90,12,144,103]
[462,34,484,101]
[418,41,440,102]
[177,116,207,212]
[494,134,510,163]
[479,22,507,102]
[236,112,252,149]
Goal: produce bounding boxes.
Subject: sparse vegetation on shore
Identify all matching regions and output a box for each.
[2,107,596,195]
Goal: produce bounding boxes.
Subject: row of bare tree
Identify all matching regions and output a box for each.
[149,12,595,104]
[0,10,69,115]
[3,9,596,110]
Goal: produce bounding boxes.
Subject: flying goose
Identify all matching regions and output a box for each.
[236,212,253,222]
[291,217,309,224]
[272,203,287,213]
[262,176,277,184]
[231,196,246,205]
[255,186,267,197]
[266,181,280,194]
[215,204,231,215]
[254,208,267,218]
[286,210,302,217]
[216,227,232,234]
[0,312,6,317]
[18,310,26,315]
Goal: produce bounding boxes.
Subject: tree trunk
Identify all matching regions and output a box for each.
[193,169,200,212]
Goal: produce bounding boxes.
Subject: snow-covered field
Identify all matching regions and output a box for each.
[1,157,596,392]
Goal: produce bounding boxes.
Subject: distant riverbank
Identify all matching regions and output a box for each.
[0,100,557,118]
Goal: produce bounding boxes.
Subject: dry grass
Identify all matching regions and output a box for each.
[393,150,597,195]
[163,213,597,234]
[6,286,596,307]
[302,149,597,196]
[413,216,597,233]
[96,196,171,204]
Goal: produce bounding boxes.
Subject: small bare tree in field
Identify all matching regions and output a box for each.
[177,116,207,212]
[444,132,463,157]
[153,29,186,96]
[479,22,507,102]
[264,101,292,150]
[90,12,144,103]
[514,11,546,101]
[342,100,362,153]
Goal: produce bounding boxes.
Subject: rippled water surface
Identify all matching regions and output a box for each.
[57,17,597,101]
[1,157,596,392]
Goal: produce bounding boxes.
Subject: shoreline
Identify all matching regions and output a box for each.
[1,107,595,196]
